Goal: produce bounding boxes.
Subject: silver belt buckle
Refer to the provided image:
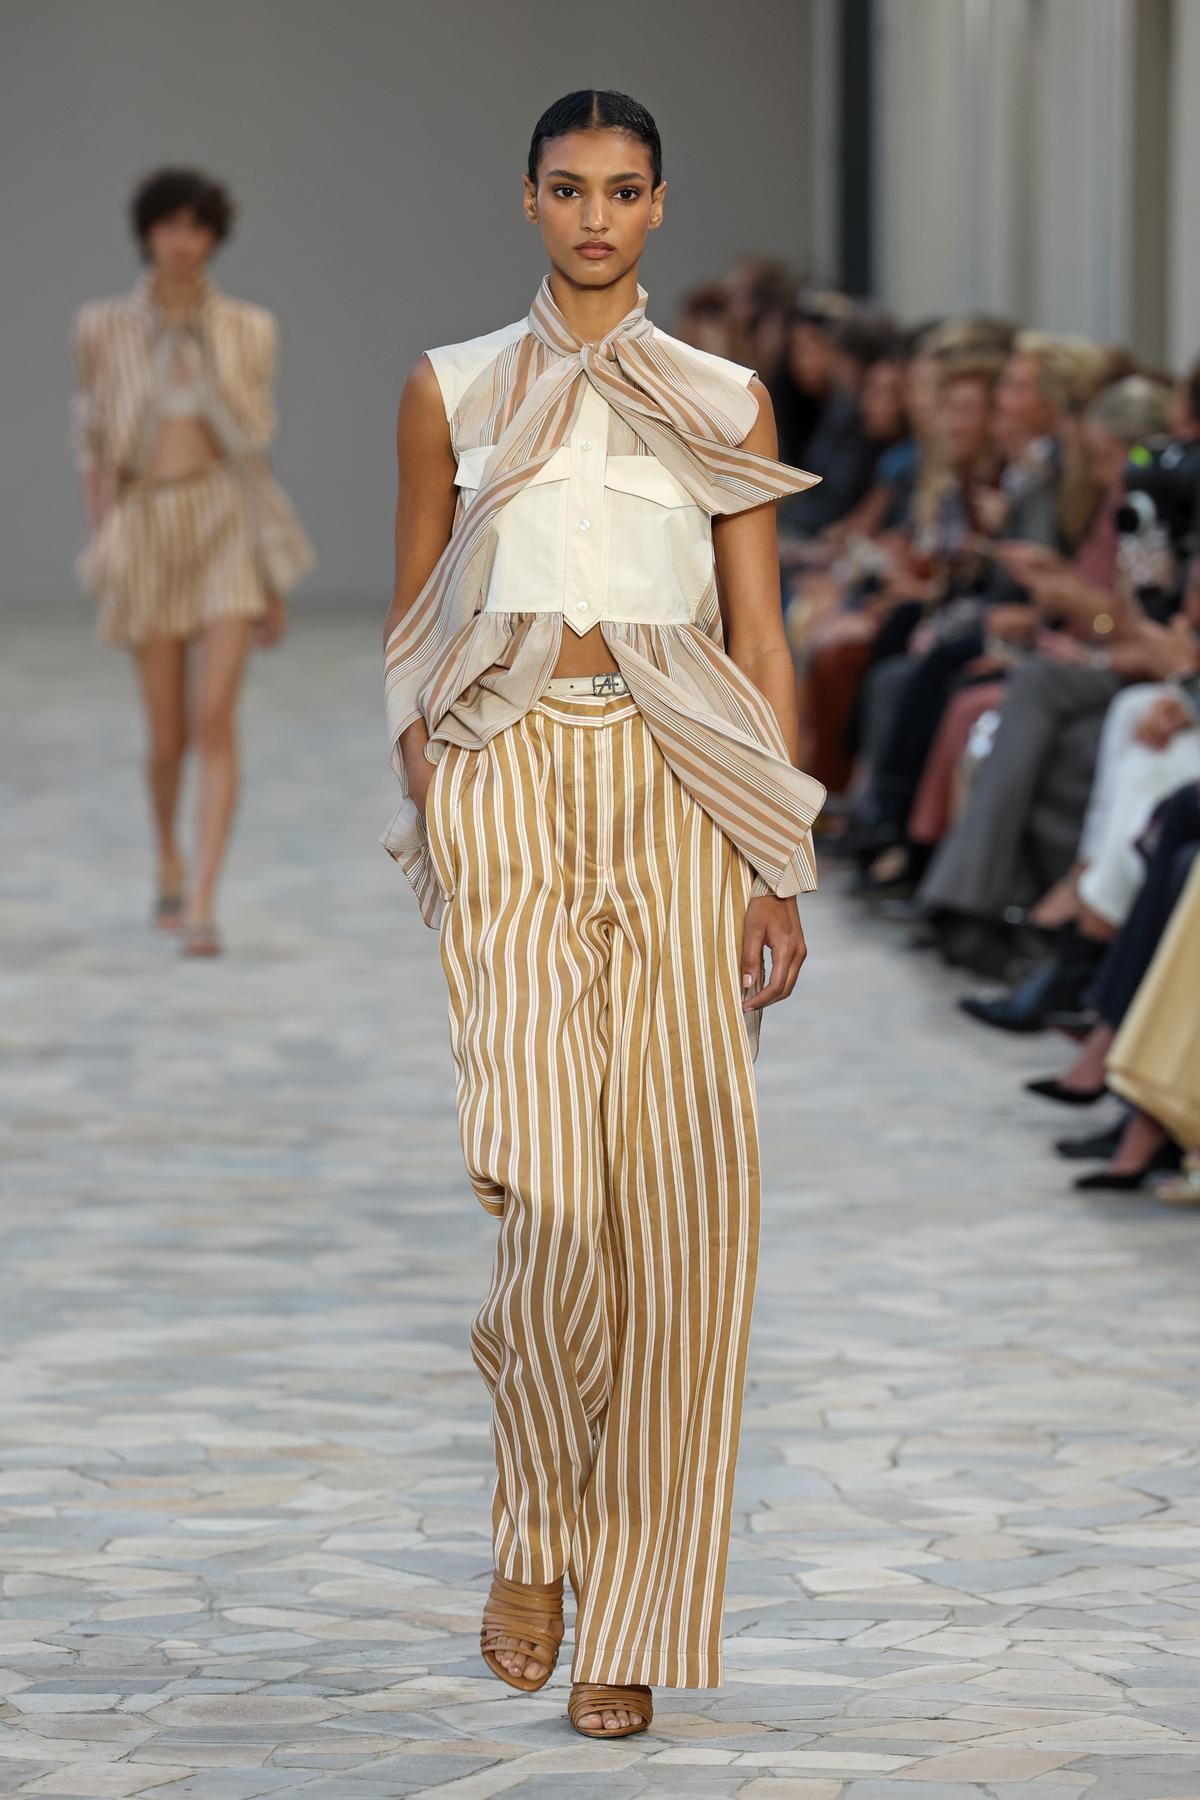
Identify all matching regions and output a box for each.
[591,672,627,697]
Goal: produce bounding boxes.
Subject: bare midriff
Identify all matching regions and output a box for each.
[143,415,224,482]
[551,625,620,678]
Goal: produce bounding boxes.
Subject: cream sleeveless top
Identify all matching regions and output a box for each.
[426,321,756,635]
[383,280,825,933]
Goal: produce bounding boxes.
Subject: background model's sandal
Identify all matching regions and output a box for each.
[480,1572,564,1692]
[154,891,185,932]
[180,920,222,959]
[568,1683,653,1739]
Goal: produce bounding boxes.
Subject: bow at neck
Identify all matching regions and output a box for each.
[128,269,219,332]
[526,273,655,366]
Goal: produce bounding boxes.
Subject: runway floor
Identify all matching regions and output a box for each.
[3,601,1200,1798]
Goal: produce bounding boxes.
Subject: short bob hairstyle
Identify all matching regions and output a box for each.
[129,168,235,256]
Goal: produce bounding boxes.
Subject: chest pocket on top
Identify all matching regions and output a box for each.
[454,444,573,497]
[601,455,713,610]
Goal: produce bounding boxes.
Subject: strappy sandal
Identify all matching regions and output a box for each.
[180,919,222,959]
[479,1572,563,1692]
[153,891,186,932]
[568,1682,653,1739]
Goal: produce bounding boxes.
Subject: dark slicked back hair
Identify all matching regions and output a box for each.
[129,167,235,257]
[527,90,662,189]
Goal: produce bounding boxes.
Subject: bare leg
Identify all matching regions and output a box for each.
[187,617,254,930]
[131,637,188,912]
[1111,1109,1167,1176]
[1029,864,1083,931]
[1059,1023,1115,1093]
[1078,900,1118,943]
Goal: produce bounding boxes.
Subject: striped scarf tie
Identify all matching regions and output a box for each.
[384,275,818,745]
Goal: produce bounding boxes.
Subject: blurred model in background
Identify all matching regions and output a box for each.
[71,168,314,956]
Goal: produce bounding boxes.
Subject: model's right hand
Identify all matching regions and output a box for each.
[406,748,438,820]
[398,719,435,818]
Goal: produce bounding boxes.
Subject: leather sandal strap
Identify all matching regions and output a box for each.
[568,1683,653,1729]
[480,1573,564,1663]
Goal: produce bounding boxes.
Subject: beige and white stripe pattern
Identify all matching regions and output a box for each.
[71,274,278,477]
[70,275,314,642]
[382,276,825,925]
[426,690,761,1687]
[79,462,269,648]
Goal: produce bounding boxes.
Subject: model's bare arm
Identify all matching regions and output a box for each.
[385,355,458,810]
[712,377,808,1010]
[713,378,802,763]
[81,463,113,531]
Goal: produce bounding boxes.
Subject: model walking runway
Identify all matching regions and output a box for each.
[382,87,823,1738]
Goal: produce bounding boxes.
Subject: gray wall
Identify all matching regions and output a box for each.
[0,0,810,602]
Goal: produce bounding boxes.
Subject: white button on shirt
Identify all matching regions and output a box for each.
[445,377,718,638]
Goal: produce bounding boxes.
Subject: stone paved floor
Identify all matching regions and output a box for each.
[3,601,1200,1800]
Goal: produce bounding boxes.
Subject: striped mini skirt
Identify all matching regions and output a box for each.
[78,460,270,648]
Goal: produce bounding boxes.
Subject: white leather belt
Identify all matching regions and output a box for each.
[544,672,630,697]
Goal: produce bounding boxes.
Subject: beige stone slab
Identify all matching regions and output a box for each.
[736,1784,845,1799]
[893,1750,1087,1779]
[733,1751,915,1771]
[16,1761,196,1796]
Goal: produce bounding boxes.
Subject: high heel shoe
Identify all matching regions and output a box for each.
[479,1573,563,1692]
[568,1682,653,1739]
[1025,1076,1107,1107]
[960,928,1104,1034]
[1055,1119,1125,1161]
[1073,1143,1182,1192]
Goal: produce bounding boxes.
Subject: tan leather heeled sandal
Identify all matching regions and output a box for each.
[568,1682,653,1738]
[480,1572,564,1692]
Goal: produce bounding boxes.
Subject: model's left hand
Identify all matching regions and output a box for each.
[741,895,807,1011]
[255,591,288,648]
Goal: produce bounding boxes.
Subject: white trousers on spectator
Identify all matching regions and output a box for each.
[1077,683,1200,926]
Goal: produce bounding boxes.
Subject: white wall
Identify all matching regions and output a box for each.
[873,0,970,319]
[0,0,811,601]
[1167,0,1200,368]
[866,0,1191,365]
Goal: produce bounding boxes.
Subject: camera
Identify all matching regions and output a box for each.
[1115,436,1200,620]
[1116,436,1200,554]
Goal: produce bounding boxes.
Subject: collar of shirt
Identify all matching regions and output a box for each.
[127,270,219,334]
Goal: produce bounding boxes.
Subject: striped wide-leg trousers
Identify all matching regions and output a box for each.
[425,690,761,1689]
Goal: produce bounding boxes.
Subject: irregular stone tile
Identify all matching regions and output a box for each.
[5,604,1200,1795]
[14,1762,195,1795]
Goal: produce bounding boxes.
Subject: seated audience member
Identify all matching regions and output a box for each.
[773,290,853,469]
[835,351,1008,825]
[723,253,796,380]
[1024,781,1200,1191]
[819,347,912,546]
[1107,854,1200,1204]
[796,345,998,794]
[852,335,1109,878]
[917,376,1187,973]
[672,281,736,358]
[779,309,901,540]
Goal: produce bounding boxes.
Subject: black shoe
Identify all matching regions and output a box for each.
[1055,1119,1125,1161]
[960,994,1046,1033]
[1073,1143,1183,1192]
[1044,1009,1098,1040]
[1026,1076,1108,1106]
[928,912,1022,979]
[881,895,927,926]
[959,930,1105,1034]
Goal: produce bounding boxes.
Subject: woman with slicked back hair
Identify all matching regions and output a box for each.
[383,90,824,1738]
